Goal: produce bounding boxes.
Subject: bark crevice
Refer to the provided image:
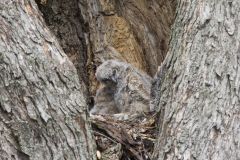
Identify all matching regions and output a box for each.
[35,0,91,104]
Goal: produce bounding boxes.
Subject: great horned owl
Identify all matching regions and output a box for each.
[91,60,152,115]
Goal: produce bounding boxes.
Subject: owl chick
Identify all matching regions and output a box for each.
[91,60,152,115]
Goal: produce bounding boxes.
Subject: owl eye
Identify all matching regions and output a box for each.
[112,67,119,74]
[113,69,117,76]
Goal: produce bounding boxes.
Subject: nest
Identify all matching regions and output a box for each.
[90,112,158,160]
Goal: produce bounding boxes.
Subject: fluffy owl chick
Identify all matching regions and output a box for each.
[92,59,152,114]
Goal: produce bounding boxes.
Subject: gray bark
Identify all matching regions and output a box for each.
[35,0,89,94]
[0,0,96,159]
[153,0,240,159]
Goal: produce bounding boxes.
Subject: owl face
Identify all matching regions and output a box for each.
[95,60,123,83]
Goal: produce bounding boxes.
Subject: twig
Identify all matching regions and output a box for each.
[93,130,119,144]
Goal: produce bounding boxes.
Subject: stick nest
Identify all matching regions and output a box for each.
[90,112,158,160]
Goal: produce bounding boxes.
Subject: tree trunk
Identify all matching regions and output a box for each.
[4,0,239,159]
[153,0,240,159]
[35,0,90,100]
[0,0,96,159]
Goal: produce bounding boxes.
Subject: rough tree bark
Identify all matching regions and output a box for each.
[152,0,240,159]
[4,0,239,160]
[0,0,96,159]
[35,0,90,100]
